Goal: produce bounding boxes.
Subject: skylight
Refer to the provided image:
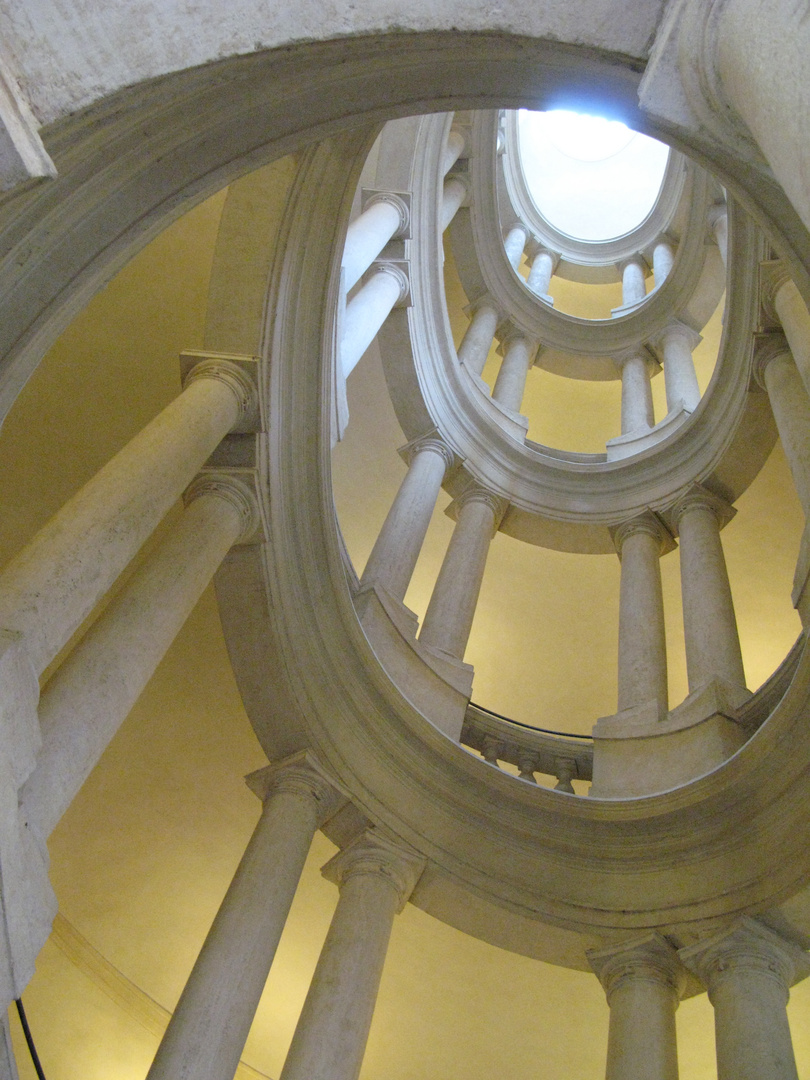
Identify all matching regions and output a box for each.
[517,110,671,242]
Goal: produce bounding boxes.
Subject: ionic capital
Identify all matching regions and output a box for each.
[362,190,410,239]
[184,472,261,544]
[398,430,458,474]
[612,346,661,377]
[322,830,425,912]
[182,355,260,432]
[679,917,810,1002]
[503,221,530,243]
[245,750,345,826]
[760,259,795,325]
[462,293,502,322]
[648,318,702,358]
[668,483,736,532]
[611,511,676,558]
[370,260,410,306]
[707,202,728,232]
[752,331,793,390]
[588,932,686,1004]
[616,253,650,276]
[525,239,561,267]
[450,483,509,530]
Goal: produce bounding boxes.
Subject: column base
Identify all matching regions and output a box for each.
[606,404,690,462]
[590,679,750,798]
[353,583,472,740]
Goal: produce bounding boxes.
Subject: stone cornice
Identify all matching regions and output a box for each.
[588,932,686,1003]
[321,829,425,912]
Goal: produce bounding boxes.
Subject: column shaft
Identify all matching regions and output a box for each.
[622,258,647,305]
[146,763,335,1080]
[492,335,532,413]
[619,354,655,434]
[23,487,247,840]
[457,302,498,377]
[360,441,451,601]
[616,524,668,715]
[676,499,745,692]
[527,250,554,295]
[342,199,405,292]
[342,267,406,378]
[504,225,528,269]
[440,177,466,232]
[0,369,248,676]
[441,130,466,176]
[420,492,502,660]
[773,277,810,399]
[761,349,810,519]
[653,240,675,287]
[660,325,701,413]
[710,208,728,267]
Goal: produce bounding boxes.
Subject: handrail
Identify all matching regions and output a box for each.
[467,700,594,740]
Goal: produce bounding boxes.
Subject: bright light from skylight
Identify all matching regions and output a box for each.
[517,110,671,242]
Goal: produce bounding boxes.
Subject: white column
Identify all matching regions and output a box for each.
[709,204,729,267]
[620,256,647,305]
[526,246,558,297]
[589,933,685,1080]
[341,263,409,379]
[419,486,507,661]
[440,175,467,232]
[145,755,342,1080]
[0,359,256,677]
[754,334,810,520]
[762,261,810,399]
[360,434,455,601]
[680,918,810,1080]
[503,224,529,269]
[615,351,655,434]
[491,331,535,414]
[21,475,257,841]
[614,514,672,717]
[653,321,702,413]
[457,298,499,377]
[441,129,466,176]
[342,194,409,292]
[279,832,424,1080]
[671,486,746,694]
[653,237,675,287]
[714,0,810,236]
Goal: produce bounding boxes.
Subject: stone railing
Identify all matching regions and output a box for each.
[461,702,593,792]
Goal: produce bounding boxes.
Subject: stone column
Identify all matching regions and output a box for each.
[441,129,466,176]
[492,330,535,414]
[652,321,702,413]
[620,256,647,305]
[680,917,810,1080]
[145,754,343,1080]
[526,245,558,298]
[589,933,685,1080]
[279,831,424,1080]
[342,193,409,292]
[503,223,529,269]
[754,334,810,520]
[615,351,656,434]
[613,514,673,718]
[440,175,467,232]
[671,486,746,694]
[420,486,507,661]
[457,298,499,377]
[709,204,729,267]
[653,237,675,287]
[21,475,258,841]
[360,434,456,602]
[762,261,810,399]
[0,358,257,677]
[341,263,409,379]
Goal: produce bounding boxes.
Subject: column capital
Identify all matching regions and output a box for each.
[183,471,261,544]
[611,511,676,557]
[524,238,561,267]
[361,189,411,239]
[398,430,458,474]
[760,259,794,325]
[322,830,425,912]
[496,324,537,358]
[503,221,530,242]
[648,318,703,357]
[679,917,810,1000]
[448,483,509,530]
[182,353,260,432]
[588,932,686,1003]
[369,260,410,307]
[616,253,650,275]
[667,483,736,533]
[752,331,793,389]
[245,750,345,826]
[613,346,662,377]
[707,201,728,232]
[462,293,502,321]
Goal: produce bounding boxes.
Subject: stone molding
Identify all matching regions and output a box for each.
[751,330,793,390]
[667,482,736,532]
[183,471,261,544]
[182,354,260,433]
[611,511,676,558]
[361,189,411,239]
[679,917,810,1000]
[588,932,686,1003]
[246,751,345,827]
[321,829,426,912]
[398,430,458,474]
